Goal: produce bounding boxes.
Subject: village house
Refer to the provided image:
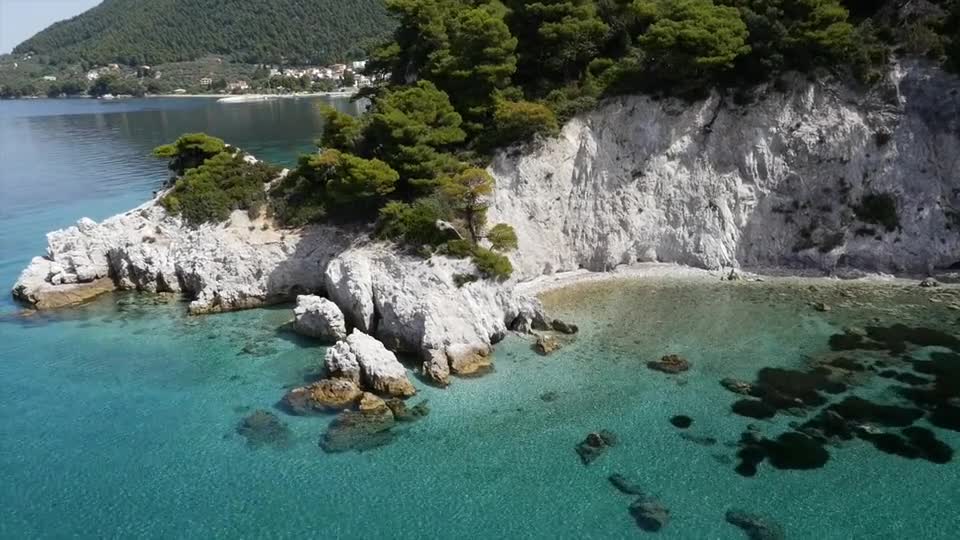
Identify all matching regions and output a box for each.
[226,81,250,92]
[199,77,213,87]
[42,75,57,82]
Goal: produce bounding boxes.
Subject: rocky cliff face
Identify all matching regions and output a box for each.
[488,60,960,278]
[13,61,959,377]
[12,201,541,380]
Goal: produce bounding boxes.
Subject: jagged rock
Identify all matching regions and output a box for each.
[281,379,362,414]
[920,277,941,288]
[319,405,396,453]
[608,474,645,496]
[324,340,362,384]
[550,319,578,335]
[511,298,552,333]
[386,398,430,422]
[721,378,757,396]
[446,343,493,376]
[813,302,831,312]
[236,410,291,448]
[647,354,691,374]
[324,253,376,333]
[724,268,745,281]
[328,330,416,397]
[725,510,786,540]
[292,295,346,342]
[575,430,618,465]
[423,349,451,386]
[534,334,562,355]
[630,498,671,532]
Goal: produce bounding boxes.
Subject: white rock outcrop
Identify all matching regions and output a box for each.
[13,61,959,386]
[488,60,960,278]
[326,330,416,397]
[293,295,347,342]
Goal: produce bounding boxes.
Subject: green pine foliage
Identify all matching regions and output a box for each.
[13,0,393,66]
[158,149,279,225]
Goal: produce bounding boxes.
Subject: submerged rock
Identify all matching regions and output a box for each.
[236,410,291,448]
[721,378,757,396]
[534,334,562,355]
[550,319,578,335]
[647,354,690,374]
[629,497,670,532]
[281,379,362,414]
[670,415,693,429]
[320,404,396,453]
[725,509,785,540]
[292,295,347,342]
[608,474,645,496]
[732,399,777,420]
[385,398,430,422]
[575,430,618,465]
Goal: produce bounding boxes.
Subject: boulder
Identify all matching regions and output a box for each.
[423,349,451,386]
[324,254,376,333]
[324,340,362,383]
[534,334,562,355]
[292,295,347,342]
[647,354,691,374]
[281,379,362,414]
[725,510,785,540]
[446,343,493,376]
[721,378,757,396]
[236,410,291,448]
[358,392,388,412]
[630,498,670,532]
[330,330,416,397]
[920,277,941,288]
[550,319,579,335]
[575,430,618,465]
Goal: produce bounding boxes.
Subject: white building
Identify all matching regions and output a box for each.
[227,81,250,92]
[351,60,367,72]
[199,77,213,87]
[42,75,57,82]
[86,71,100,81]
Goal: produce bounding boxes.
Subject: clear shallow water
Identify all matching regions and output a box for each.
[1,99,959,539]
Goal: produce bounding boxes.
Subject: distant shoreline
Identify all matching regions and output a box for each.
[1,90,361,102]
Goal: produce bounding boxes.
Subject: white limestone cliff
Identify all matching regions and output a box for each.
[488,60,960,278]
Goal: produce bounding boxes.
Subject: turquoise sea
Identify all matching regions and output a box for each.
[1,98,959,539]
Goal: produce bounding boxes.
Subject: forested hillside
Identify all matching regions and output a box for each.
[13,0,394,66]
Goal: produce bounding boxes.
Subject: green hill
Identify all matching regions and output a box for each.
[13,0,394,66]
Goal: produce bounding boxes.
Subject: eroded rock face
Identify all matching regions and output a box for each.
[281,379,362,414]
[489,60,960,277]
[328,330,416,398]
[293,295,347,342]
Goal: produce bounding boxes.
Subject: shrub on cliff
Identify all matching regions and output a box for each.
[160,152,279,225]
[376,198,451,247]
[488,223,518,252]
[270,150,399,226]
[854,193,900,232]
[471,246,513,281]
[153,133,227,176]
[491,99,559,146]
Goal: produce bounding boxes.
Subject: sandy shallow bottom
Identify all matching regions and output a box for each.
[1,276,959,539]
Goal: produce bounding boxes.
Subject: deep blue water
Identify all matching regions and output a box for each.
[1,98,959,539]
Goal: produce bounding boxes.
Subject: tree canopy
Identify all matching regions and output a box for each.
[14,0,394,66]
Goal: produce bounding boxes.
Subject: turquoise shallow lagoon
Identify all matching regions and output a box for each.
[1,99,959,538]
